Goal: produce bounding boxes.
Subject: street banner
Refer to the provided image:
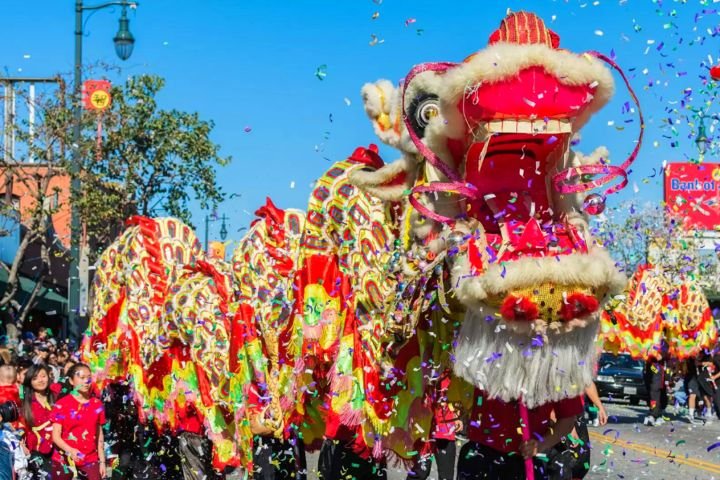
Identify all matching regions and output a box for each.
[82,80,112,111]
[208,241,226,260]
[664,162,720,231]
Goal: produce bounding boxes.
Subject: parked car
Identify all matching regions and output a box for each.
[595,352,649,405]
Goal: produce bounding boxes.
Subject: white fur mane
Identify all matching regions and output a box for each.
[454,307,599,408]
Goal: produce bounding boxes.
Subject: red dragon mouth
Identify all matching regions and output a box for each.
[452,66,598,266]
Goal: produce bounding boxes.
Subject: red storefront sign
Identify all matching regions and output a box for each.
[664,162,720,231]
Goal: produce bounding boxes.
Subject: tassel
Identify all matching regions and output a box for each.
[372,438,384,460]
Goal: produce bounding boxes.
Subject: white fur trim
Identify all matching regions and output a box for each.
[423,118,459,181]
[572,146,609,167]
[451,246,626,307]
[438,42,615,132]
[362,80,395,119]
[348,155,419,201]
[401,70,445,114]
[361,80,404,149]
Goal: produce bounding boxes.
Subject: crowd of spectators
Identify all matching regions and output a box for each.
[664,351,720,424]
[0,326,223,480]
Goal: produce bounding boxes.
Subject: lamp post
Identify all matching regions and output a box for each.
[204,214,228,253]
[68,0,138,341]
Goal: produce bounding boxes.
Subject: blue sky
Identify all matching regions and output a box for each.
[2,0,719,244]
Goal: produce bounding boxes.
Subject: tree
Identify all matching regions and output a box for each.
[77,74,229,254]
[0,80,71,334]
[594,201,715,285]
[0,73,229,335]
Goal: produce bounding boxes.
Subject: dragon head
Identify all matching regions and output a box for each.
[352,11,631,406]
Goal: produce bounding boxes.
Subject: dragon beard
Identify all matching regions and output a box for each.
[454,305,599,409]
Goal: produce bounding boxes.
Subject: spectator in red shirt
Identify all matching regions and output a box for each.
[50,363,106,480]
[0,366,19,402]
[21,364,55,479]
[0,366,22,429]
[456,389,583,480]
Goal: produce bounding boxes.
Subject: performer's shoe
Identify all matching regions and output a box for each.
[643,416,655,426]
[685,414,702,425]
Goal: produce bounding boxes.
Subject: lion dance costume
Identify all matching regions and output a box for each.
[84,11,706,476]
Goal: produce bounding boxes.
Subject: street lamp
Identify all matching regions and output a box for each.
[113,4,135,60]
[68,0,138,341]
[205,214,229,253]
[219,220,228,241]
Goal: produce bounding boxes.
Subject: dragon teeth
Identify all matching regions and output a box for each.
[482,119,572,134]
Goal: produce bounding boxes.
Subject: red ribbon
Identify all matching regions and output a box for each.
[519,396,535,480]
[402,61,477,225]
[551,51,644,196]
[407,182,479,224]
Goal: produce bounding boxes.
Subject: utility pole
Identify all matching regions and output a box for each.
[68,0,137,342]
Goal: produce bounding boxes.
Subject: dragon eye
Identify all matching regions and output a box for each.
[408,94,440,136]
[417,101,439,125]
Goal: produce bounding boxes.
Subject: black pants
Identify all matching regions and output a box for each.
[112,449,157,480]
[698,374,716,405]
[252,436,307,480]
[568,417,591,480]
[177,432,222,480]
[28,452,52,480]
[645,372,667,419]
[318,439,387,480]
[713,386,720,419]
[406,439,456,480]
[544,420,591,480]
[456,441,550,480]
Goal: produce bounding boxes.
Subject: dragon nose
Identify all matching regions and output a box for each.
[496,285,603,324]
[500,295,540,322]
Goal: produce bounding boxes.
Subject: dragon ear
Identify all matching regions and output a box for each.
[362,80,403,149]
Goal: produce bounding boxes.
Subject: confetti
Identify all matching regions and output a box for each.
[369,34,385,46]
[315,65,327,80]
[602,428,620,439]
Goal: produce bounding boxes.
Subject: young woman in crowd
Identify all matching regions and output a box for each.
[51,360,77,398]
[50,363,106,480]
[21,364,56,479]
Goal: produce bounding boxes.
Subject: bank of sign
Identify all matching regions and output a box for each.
[664,162,720,231]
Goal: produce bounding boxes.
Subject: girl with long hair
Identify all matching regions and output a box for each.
[22,364,55,479]
[50,363,106,480]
